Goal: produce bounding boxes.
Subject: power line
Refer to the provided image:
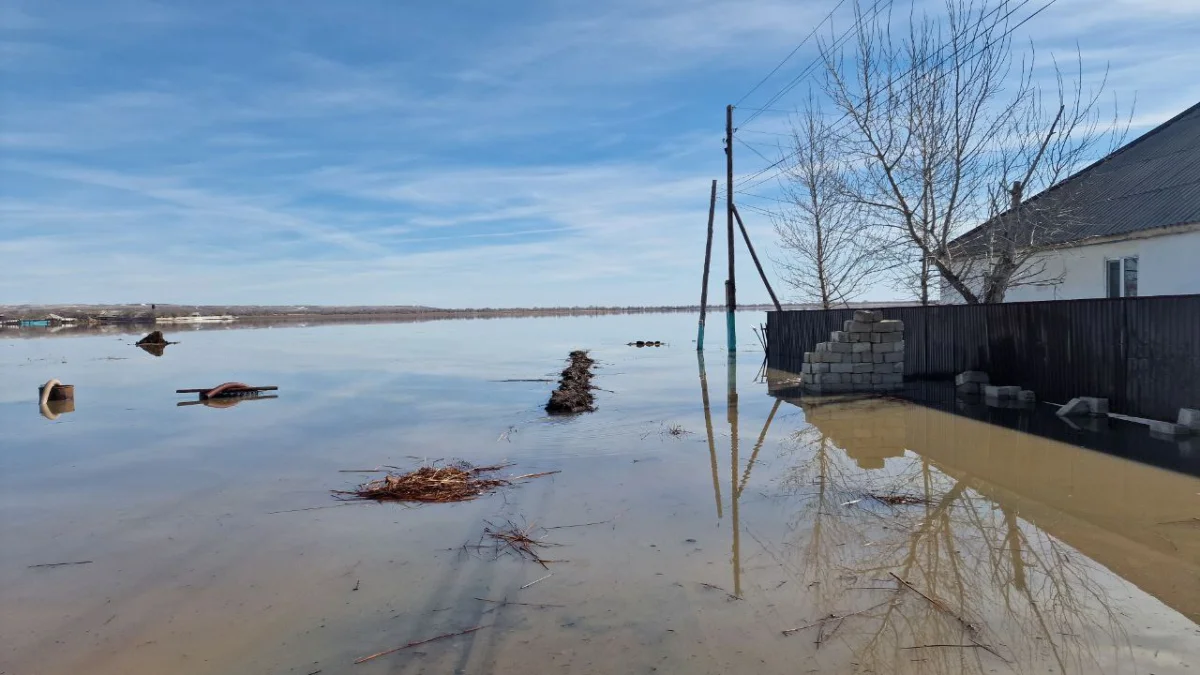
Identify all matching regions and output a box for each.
[739,0,893,129]
[736,137,776,165]
[734,0,1055,193]
[733,0,849,107]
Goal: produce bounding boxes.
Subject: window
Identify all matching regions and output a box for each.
[1106,256,1138,298]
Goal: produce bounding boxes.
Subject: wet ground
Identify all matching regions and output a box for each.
[2,313,1197,674]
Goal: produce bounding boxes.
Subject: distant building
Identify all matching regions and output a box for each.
[944,101,1200,302]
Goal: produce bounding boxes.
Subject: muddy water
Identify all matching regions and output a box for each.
[1,314,1197,675]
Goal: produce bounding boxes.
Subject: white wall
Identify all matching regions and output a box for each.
[940,228,1200,303]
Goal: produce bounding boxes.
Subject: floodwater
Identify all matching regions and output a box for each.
[2,313,1197,675]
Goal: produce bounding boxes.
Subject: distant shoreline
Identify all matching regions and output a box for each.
[0,301,918,324]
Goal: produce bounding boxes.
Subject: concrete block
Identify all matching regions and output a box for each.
[869,333,883,343]
[873,319,903,332]
[957,382,980,395]
[827,382,853,392]
[849,332,866,342]
[831,363,854,374]
[872,363,893,374]
[846,320,872,333]
[825,352,846,363]
[1018,390,1036,402]
[800,363,811,374]
[873,342,897,353]
[1179,408,1200,431]
[883,352,904,363]
[815,342,829,352]
[1149,420,1192,436]
[984,385,1021,398]
[830,330,850,343]
[830,342,853,353]
[852,342,872,353]
[873,353,885,363]
[853,363,874,373]
[843,319,853,332]
[813,363,830,373]
[880,331,903,343]
[893,362,905,373]
[1056,397,1090,417]
[1080,397,1109,415]
[955,371,989,386]
[854,309,881,323]
[851,373,871,384]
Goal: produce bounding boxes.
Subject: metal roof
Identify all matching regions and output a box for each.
[951,100,1200,251]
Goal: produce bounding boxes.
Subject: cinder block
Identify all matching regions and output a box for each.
[843,319,853,332]
[830,363,854,374]
[827,382,853,392]
[826,352,846,363]
[957,382,980,395]
[1149,421,1191,436]
[846,320,872,333]
[955,371,989,386]
[830,331,850,343]
[815,342,829,352]
[854,309,880,323]
[800,363,811,374]
[1179,408,1200,431]
[880,331,903,343]
[984,385,1021,398]
[883,352,904,363]
[851,373,871,384]
[873,342,897,353]
[873,320,903,332]
[1056,397,1090,417]
[1080,397,1109,415]
[870,333,883,343]
[893,362,905,373]
[852,342,872,353]
[803,384,825,395]
[872,363,893,374]
[873,353,885,363]
[830,342,853,353]
[813,363,830,373]
[853,363,874,373]
[1018,390,1036,402]
[849,332,866,342]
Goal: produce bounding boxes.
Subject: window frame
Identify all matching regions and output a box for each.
[1104,255,1139,298]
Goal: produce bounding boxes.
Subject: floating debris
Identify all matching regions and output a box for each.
[627,341,664,347]
[869,492,929,506]
[333,462,560,504]
[135,330,175,357]
[481,520,563,568]
[545,350,596,414]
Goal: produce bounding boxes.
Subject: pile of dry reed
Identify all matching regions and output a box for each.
[334,462,559,504]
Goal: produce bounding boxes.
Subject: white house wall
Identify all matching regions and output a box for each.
[940,228,1200,303]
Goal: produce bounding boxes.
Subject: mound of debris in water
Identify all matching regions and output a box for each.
[627,341,663,347]
[334,462,559,504]
[545,350,596,414]
[136,330,169,346]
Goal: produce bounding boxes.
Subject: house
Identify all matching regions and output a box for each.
[943,101,1200,303]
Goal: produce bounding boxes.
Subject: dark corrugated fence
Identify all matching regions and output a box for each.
[766,295,1200,420]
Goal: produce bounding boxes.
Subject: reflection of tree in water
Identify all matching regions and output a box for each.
[770,400,1134,674]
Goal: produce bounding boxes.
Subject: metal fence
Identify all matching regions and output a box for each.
[766,295,1200,420]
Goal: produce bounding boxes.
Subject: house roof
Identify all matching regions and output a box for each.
[951,100,1200,251]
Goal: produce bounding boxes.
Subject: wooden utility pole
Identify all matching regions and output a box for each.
[697,179,718,350]
[732,205,782,312]
[725,104,737,352]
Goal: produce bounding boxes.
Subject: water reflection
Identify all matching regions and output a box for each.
[759,391,1200,673]
[39,399,75,420]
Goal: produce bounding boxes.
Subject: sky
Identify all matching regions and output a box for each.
[2,0,1198,308]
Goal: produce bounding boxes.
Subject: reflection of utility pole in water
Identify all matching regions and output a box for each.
[699,351,781,599]
[728,351,741,597]
[697,351,722,518]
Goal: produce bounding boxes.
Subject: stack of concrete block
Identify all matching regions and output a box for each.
[956,371,1035,404]
[800,309,904,394]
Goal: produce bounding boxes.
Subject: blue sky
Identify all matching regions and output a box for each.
[2,0,1198,308]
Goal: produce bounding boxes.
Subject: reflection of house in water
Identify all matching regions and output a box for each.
[771,378,1200,624]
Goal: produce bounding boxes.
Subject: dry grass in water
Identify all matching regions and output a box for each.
[477,520,563,568]
[868,491,929,506]
[334,461,559,504]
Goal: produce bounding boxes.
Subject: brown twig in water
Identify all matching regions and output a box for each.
[901,644,994,650]
[544,519,613,530]
[511,470,562,480]
[335,461,548,504]
[28,560,93,569]
[782,600,890,635]
[483,520,562,568]
[889,573,978,633]
[474,597,565,608]
[353,625,487,664]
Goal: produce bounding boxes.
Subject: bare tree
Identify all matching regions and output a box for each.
[773,97,883,308]
[816,0,1128,304]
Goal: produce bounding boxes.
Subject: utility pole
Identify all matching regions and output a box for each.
[724,104,737,353]
[697,180,718,350]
